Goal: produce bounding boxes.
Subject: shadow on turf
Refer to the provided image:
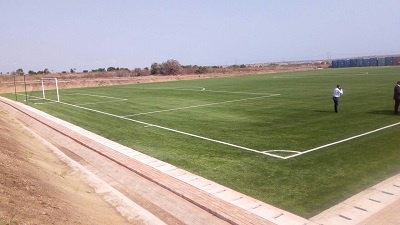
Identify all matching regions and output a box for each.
[367,110,395,115]
[313,110,397,116]
[313,110,334,113]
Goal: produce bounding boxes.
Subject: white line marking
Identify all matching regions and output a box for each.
[125,86,204,90]
[122,87,272,95]
[25,98,44,101]
[63,93,128,106]
[34,101,58,105]
[201,90,275,95]
[123,94,280,117]
[49,100,286,159]
[283,122,400,159]
[17,93,56,105]
[35,98,400,160]
[65,93,128,100]
[263,150,301,153]
[273,73,370,79]
[76,99,128,106]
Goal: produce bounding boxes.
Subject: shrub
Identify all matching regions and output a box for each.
[150,63,160,75]
[160,59,181,75]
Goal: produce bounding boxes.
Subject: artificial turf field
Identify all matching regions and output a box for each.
[2,66,400,218]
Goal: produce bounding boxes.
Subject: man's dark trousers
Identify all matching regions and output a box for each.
[333,97,339,113]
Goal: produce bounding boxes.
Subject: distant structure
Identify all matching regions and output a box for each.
[331,54,400,68]
[245,59,329,68]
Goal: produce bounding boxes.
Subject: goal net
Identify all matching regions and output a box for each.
[27,78,60,104]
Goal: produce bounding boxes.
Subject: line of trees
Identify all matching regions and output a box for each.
[9,59,250,77]
[151,60,227,75]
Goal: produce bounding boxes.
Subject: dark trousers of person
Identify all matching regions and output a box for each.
[395,99,400,115]
[333,97,339,113]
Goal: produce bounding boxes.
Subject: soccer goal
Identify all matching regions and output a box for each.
[27,78,60,104]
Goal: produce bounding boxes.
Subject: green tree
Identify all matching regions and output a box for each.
[134,67,150,76]
[196,66,208,74]
[16,68,24,75]
[91,68,106,72]
[150,63,160,74]
[107,67,117,72]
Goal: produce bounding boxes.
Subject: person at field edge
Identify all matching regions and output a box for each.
[332,85,343,113]
[394,81,400,115]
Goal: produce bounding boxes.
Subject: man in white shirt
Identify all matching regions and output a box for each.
[332,85,343,113]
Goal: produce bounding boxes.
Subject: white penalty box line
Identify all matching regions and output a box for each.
[18,93,56,105]
[63,93,128,105]
[123,94,280,117]
[121,86,271,95]
[281,122,400,159]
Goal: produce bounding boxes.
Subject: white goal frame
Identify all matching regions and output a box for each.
[40,78,60,102]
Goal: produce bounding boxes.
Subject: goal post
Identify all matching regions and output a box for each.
[27,78,60,104]
[41,78,60,102]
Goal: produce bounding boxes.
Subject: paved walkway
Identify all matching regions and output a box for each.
[310,173,400,225]
[360,198,400,225]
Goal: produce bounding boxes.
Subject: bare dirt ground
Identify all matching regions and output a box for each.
[0,110,135,225]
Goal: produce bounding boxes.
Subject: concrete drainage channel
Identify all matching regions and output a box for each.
[3,97,399,225]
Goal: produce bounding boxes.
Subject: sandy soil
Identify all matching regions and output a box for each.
[0,110,135,225]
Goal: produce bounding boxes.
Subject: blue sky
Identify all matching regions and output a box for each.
[1,0,399,73]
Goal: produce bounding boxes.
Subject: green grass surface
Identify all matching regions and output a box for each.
[2,66,400,218]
